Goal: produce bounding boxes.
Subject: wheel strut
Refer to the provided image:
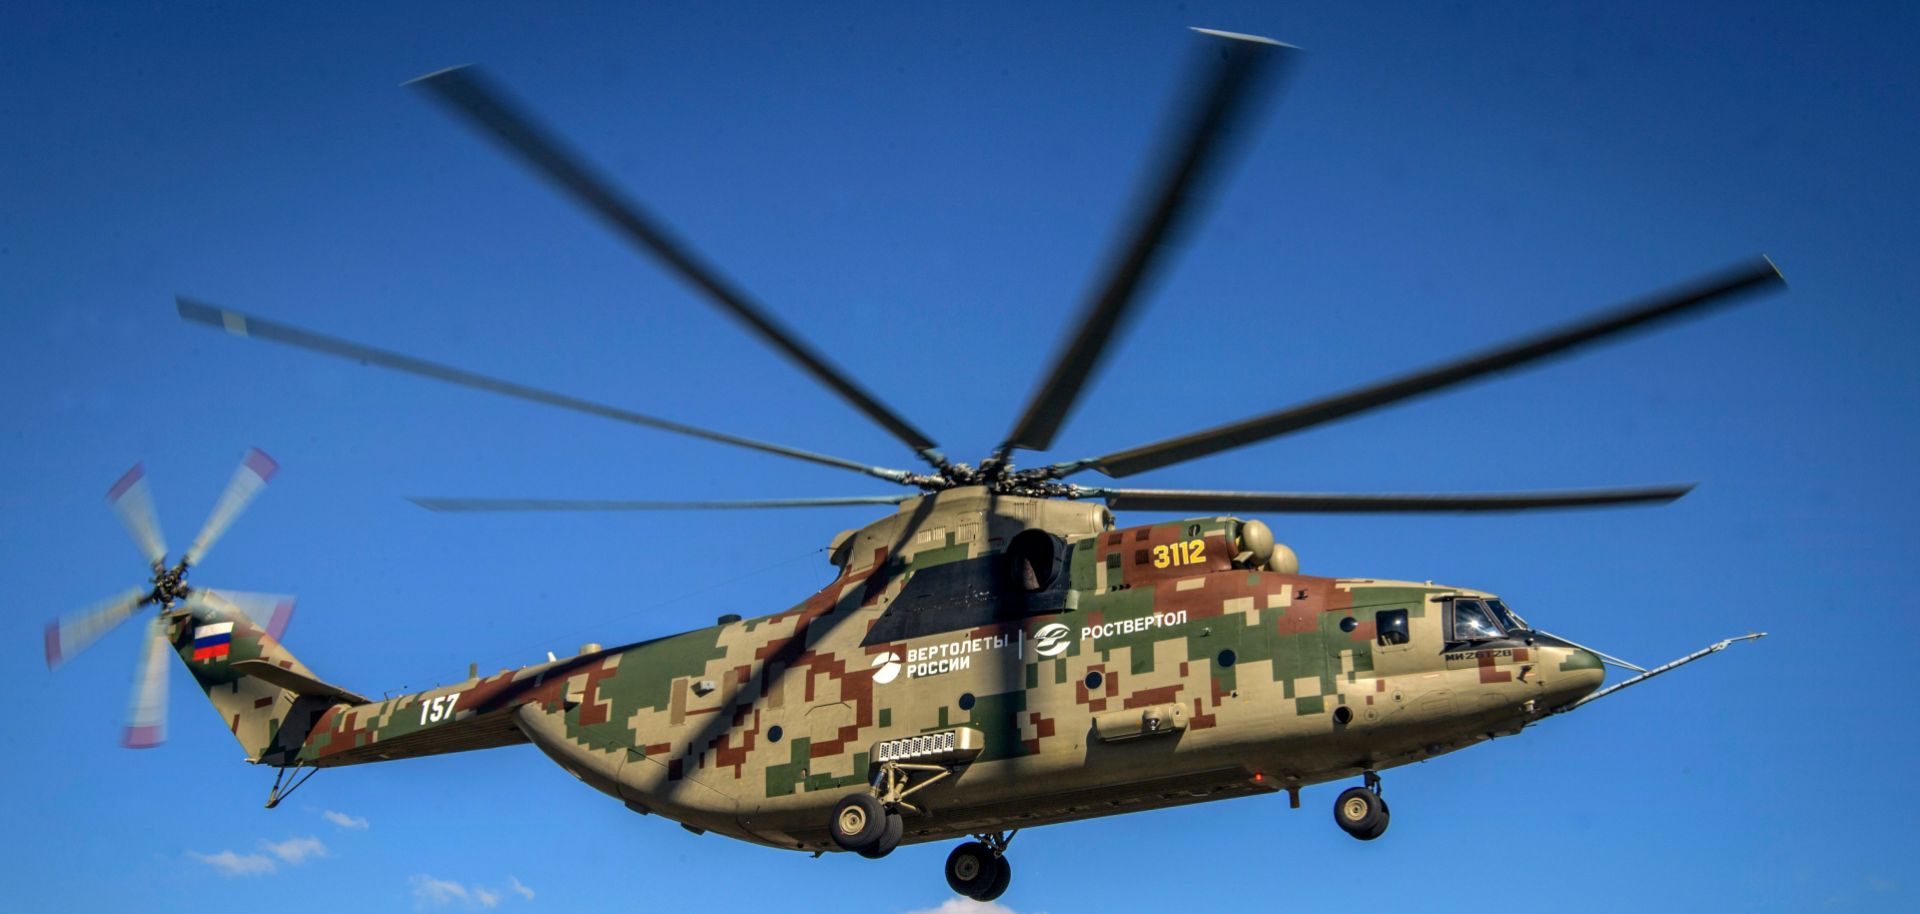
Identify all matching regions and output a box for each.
[871,760,952,816]
[264,764,318,809]
[972,829,1018,857]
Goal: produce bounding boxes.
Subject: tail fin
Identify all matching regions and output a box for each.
[166,609,366,766]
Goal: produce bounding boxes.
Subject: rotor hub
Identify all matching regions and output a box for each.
[149,561,191,609]
[893,457,1092,501]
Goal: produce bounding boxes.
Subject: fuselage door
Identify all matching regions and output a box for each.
[1363,597,1449,721]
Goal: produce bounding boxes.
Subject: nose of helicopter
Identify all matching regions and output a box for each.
[1538,644,1606,711]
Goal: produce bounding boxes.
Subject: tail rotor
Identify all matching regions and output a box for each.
[45,448,296,748]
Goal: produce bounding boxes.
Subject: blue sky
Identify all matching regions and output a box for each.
[4,2,1915,911]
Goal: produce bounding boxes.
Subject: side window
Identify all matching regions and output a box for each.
[1376,609,1409,646]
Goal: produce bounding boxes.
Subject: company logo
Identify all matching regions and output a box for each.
[1033,623,1073,658]
[871,651,902,684]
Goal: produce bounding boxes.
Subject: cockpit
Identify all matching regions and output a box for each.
[1448,597,1529,643]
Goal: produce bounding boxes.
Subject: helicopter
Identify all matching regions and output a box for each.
[45,29,1778,903]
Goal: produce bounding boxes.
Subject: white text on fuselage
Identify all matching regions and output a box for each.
[883,610,1192,683]
[1082,610,1188,642]
[904,631,1024,679]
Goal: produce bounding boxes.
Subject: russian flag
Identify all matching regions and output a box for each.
[192,622,234,661]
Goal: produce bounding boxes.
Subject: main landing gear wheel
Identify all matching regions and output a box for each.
[1334,785,1390,841]
[945,841,1011,902]
[830,793,888,853]
[856,811,904,859]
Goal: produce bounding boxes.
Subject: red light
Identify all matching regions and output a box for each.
[1254,772,1263,782]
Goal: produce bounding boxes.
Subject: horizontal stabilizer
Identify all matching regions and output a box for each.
[231,659,371,706]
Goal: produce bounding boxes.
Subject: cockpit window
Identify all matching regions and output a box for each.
[1450,599,1503,642]
[1486,599,1527,632]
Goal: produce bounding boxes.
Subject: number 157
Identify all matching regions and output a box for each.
[419,692,461,725]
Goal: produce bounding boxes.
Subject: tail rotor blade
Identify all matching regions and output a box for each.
[106,464,168,568]
[186,588,296,641]
[122,616,170,749]
[183,448,278,567]
[45,586,150,670]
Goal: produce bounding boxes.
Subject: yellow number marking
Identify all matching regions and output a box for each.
[1152,540,1207,569]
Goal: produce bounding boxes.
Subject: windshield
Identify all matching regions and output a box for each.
[1486,598,1527,632]
[1450,599,1504,641]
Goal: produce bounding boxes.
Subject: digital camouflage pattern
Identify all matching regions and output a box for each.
[172,486,1603,850]
[60,26,1775,903]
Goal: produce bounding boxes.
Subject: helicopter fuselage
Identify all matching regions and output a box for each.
[261,487,1602,851]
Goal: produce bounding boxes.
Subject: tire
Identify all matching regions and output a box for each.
[1360,798,1391,841]
[944,842,997,898]
[976,855,1012,902]
[856,812,904,859]
[830,793,887,852]
[1333,786,1384,839]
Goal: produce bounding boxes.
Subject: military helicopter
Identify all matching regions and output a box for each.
[47,29,1778,903]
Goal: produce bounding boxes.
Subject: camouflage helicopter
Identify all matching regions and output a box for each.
[47,29,1778,903]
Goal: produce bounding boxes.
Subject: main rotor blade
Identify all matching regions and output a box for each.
[185,588,295,642]
[106,464,167,568]
[177,298,913,485]
[1089,484,1694,513]
[408,495,913,513]
[122,616,170,749]
[1001,29,1293,456]
[45,586,150,670]
[1070,258,1786,478]
[183,448,277,567]
[408,66,946,468]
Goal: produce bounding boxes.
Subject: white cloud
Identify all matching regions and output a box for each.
[413,875,473,907]
[899,901,1025,914]
[189,835,331,877]
[323,809,370,830]
[509,877,534,901]
[412,875,520,910]
[188,849,277,877]
[263,835,328,864]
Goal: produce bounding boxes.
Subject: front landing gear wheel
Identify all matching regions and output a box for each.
[945,842,1000,899]
[1334,786,1387,840]
[830,793,887,852]
[856,812,904,859]
[1362,798,1391,840]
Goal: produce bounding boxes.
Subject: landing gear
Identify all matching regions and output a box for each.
[945,832,1015,902]
[830,793,888,853]
[828,791,904,859]
[857,810,904,860]
[263,763,318,809]
[833,756,957,860]
[1333,770,1390,841]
